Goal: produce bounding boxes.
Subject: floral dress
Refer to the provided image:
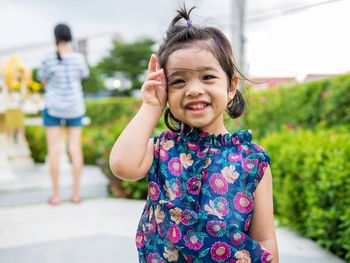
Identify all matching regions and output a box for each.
[136,128,273,263]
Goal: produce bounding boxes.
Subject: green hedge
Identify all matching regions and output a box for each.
[85,97,142,126]
[261,127,350,261]
[25,96,166,199]
[242,74,350,137]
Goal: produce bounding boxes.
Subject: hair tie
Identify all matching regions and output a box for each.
[186,19,192,27]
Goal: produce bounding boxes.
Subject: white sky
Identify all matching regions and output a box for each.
[0,0,349,78]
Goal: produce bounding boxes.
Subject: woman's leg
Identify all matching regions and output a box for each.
[67,127,83,201]
[46,127,62,203]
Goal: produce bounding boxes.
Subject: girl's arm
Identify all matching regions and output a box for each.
[248,166,279,262]
[109,54,167,181]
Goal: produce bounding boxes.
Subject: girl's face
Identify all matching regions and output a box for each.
[166,45,236,134]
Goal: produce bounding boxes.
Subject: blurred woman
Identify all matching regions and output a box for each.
[39,23,89,205]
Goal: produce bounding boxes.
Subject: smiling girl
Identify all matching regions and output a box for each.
[110,6,278,263]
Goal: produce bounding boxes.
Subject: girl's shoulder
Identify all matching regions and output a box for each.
[237,129,271,164]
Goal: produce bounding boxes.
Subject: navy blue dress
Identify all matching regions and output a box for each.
[136,128,273,262]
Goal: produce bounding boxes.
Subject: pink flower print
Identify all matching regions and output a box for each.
[237,144,248,152]
[167,224,182,243]
[244,215,252,232]
[160,139,174,150]
[221,165,240,184]
[146,220,157,234]
[209,173,228,195]
[206,220,226,237]
[154,139,160,158]
[186,177,201,195]
[254,144,265,152]
[200,131,210,137]
[232,135,240,145]
[180,153,194,169]
[135,231,144,248]
[197,150,206,158]
[321,90,328,99]
[163,244,179,261]
[202,169,208,180]
[163,130,176,139]
[159,148,169,161]
[258,162,269,179]
[149,182,160,201]
[184,230,205,250]
[157,225,165,236]
[228,152,242,162]
[209,147,221,154]
[204,197,229,219]
[154,205,165,224]
[233,192,253,214]
[187,141,199,150]
[181,209,196,225]
[169,207,183,224]
[168,157,182,176]
[242,158,258,173]
[261,250,273,263]
[230,232,246,247]
[210,241,232,262]
[146,252,164,263]
[164,179,182,201]
[234,250,251,262]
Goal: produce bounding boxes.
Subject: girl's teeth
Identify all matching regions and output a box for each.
[188,104,206,109]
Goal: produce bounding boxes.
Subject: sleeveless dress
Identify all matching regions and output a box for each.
[136,128,273,262]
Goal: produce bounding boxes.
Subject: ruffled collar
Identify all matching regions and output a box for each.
[177,126,252,146]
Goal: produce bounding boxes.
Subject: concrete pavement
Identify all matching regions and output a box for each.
[0,164,345,263]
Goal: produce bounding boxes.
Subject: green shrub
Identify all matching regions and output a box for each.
[26,97,167,200]
[85,97,141,126]
[261,127,350,260]
[242,74,350,137]
[25,126,47,163]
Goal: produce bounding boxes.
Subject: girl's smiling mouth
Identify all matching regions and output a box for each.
[184,101,210,112]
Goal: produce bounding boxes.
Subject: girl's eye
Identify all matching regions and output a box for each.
[203,75,215,80]
[170,79,185,86]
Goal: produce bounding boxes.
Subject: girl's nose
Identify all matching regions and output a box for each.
[185,82,205,97]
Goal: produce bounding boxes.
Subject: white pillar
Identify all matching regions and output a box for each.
[231,0,246,72]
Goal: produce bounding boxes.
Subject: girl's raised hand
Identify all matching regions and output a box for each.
[141,54,167,111]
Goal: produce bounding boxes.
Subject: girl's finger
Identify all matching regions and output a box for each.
[148,54,157,73]
[155,56,160,71]
[146,69,164,81]
[142,80,162,89]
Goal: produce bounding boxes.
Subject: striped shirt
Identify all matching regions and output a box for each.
[38,52,89,118]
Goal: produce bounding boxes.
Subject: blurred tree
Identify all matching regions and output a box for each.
[97,38,155,94]
[82,66,106,95]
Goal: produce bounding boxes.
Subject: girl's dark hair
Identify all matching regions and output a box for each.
[159,6,247,132]
[54,23,72,61]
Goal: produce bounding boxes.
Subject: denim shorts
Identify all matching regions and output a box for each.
[42,108,83,127]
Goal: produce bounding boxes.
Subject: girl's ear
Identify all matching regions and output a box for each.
[228,77,238,100]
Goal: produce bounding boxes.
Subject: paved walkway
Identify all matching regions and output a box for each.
[0,164,345,263]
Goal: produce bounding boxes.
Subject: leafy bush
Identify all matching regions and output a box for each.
[25,126,47,163]
[261,127,350,260]
[85,97,141,126]
[242,74,350,137]
[26,97,166,200]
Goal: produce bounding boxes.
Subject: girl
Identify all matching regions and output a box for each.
[39,23,89,205]
[110,7,278,263]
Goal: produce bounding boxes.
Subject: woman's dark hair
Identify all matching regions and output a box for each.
[54,23,73,61]
[159,6,247,132]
